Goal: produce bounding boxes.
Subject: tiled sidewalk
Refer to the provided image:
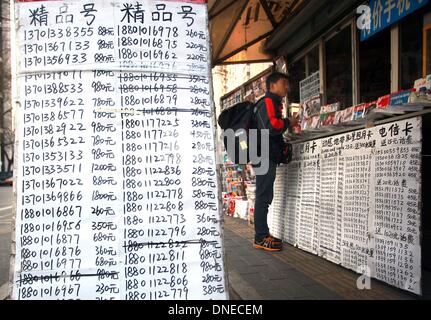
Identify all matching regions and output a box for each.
[224,216,419,300]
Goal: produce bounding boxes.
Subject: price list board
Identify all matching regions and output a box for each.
[295,140,321,255]
[284,159,299,247]
[276,117,423,294]
[268,166,288,241]
[12,0,227,300]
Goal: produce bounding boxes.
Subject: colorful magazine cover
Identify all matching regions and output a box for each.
[377,94,391,109]
[341,106,354,123]
[310,116,321,129]
[414,76,431,91]
[320,102,340,114]
[301,117,313,131]
[320,112,336,126]
[333,110,343,125]
[303,96,321,119]
[390,89,415,106]
[353,103,367,120]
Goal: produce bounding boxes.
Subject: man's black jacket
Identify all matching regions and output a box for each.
[254,92,289,164]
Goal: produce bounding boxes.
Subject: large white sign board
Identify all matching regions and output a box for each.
[270,118,422,295]
[12,0,227,300]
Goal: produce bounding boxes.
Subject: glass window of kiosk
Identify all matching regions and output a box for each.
[287,56,306,104]
[307,46,320,75]
[325,25,353,108]
[425,24,431,76]
[400,12,423,90]
[287,46,319,104]
[359,28,391,102]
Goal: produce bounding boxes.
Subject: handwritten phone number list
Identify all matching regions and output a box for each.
[14,0,226,300]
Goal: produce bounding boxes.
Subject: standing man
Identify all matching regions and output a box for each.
[253,72,297,252]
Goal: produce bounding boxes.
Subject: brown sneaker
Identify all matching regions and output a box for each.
[254,236,283,252]
[268,235,282,245]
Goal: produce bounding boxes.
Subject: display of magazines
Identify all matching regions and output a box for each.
[295,74,431,137]
[220,67,274,109]
[221,88,244,112]
[221,160,256,222]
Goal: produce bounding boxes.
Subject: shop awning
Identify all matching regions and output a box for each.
[209,0,308,66]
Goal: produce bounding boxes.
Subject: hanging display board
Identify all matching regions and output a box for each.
[276,117,422,295]
[268,166,288,241]
[299,71,320,104]
[12,0,227,300]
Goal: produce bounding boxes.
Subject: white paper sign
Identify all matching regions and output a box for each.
[13,0,227,300]
[276,117,422,295]
[299,71,320,103]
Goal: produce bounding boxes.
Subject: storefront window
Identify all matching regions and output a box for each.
[400,12,423,90]
[307,46,320,75]
[287,46,319,104]
[325,26,352,108]
[287,56,305,104]
[359,28,391,102]
[425,25,431,76]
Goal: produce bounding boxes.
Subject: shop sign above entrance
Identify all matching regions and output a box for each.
[360,0,429,41]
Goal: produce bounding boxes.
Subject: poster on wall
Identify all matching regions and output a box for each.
[299,71,320,104]
[12,0,227,300]
[275,56,287,74]
[299,72,321,127]
[278,117,422,295]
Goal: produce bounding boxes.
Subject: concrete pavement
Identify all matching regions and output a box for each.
[224,216,422,300]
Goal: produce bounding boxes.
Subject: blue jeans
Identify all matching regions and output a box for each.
[254,160,277,241]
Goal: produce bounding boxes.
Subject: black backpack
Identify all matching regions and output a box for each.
[218,101,256,164]
[218,99,293,165]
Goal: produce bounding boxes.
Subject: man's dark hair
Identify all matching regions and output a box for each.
[266,72,288,92]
